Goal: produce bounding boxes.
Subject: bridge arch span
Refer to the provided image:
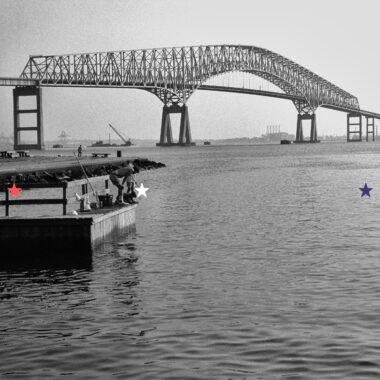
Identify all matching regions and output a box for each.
[14,44,370,148]
[20,44,359,112]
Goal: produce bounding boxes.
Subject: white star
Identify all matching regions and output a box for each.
[135,183,149,198]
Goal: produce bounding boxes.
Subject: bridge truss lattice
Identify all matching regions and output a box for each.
[20,45,360,114]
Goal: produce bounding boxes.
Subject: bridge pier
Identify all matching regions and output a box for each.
[13,86,44,150]
[347,113,362,142]
[295,114,304,141]
[295,113,318,143]
[158,105,174,145]
[156,104,195,146]
[366,116,375,142]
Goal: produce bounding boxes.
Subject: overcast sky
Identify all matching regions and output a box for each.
[0,0,379,141]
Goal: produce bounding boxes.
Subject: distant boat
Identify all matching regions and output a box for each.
[108,124,134,146]
[280,139,291,144]
[204,141,211,145]
[92,126,134,147]
[91,140,132,147]
[53,144,64,148]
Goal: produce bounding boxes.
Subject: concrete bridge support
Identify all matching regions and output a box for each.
[156,104,195,146]
[13,86,44,150]
[347,113,362,142]
[295,113,318,143]
[366,116,375,142]
[295,115,303,141]
[157,105,174,146]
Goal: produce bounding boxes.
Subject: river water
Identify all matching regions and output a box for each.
[1,142,380,379]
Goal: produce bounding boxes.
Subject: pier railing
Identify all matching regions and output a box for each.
[0,182,67,217]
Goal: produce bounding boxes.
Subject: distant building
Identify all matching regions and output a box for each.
[252,125,294,143]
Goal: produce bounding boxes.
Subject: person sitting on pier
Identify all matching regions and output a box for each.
[109,161,136,205]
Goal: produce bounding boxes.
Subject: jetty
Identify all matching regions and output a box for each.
[0,154,164,183]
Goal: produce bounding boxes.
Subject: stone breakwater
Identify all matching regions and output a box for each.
[0,158,165,185]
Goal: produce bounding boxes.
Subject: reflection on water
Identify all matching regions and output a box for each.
[0,251,93,272]
[0,237,142,379]
[2,143,380,379]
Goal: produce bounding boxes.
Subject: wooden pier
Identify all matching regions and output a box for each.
[0,174,138,267]
[0,204,136,252]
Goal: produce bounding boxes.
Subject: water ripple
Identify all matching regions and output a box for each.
[2,144,380,378]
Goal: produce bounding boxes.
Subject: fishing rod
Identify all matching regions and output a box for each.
[73,151,98,200]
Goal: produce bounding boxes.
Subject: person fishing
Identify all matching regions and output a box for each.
[125,163,139,204]
[109,161,138,204]
[77,144,83,157]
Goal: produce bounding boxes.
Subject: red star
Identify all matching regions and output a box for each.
[8,182,21,197]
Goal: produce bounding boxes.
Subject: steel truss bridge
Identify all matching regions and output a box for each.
[1,44,379,149]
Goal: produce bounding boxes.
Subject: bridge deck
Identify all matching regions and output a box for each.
[0,77,39,86]
[198,85,305,102]
[200,85,380,119]
[1,77,379,119]
[320,105,380,119]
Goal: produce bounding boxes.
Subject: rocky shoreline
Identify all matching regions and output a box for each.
[0,158,165,185]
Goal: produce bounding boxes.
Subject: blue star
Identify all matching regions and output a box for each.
[359,183,373,197]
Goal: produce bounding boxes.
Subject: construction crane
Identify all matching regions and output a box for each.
[108,123,132,146]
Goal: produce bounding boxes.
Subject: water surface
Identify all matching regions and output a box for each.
[1,142,380,379]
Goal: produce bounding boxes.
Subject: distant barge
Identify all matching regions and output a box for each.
[293,140,321,143]
[91,140,132,147]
